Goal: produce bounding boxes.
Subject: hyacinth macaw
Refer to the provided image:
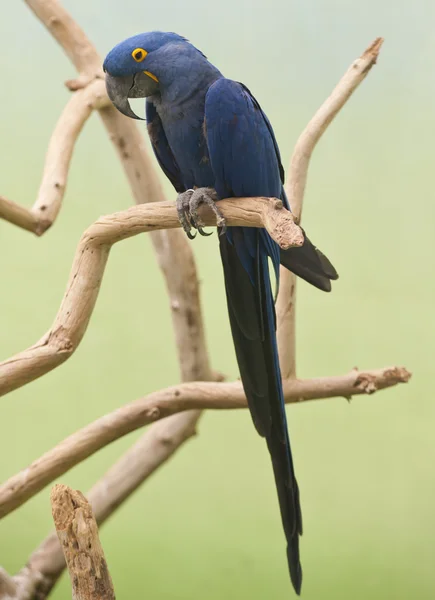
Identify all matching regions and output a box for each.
[104,32,338,595]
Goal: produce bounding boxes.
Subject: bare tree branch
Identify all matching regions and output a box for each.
[0,366,410,521]
[0,197,302,398]
[0,565,47,600]
[2,411,202,600]
[51,485,115,600]
[276,37,384,378]
[287,37,383,224]
[0,568,17,596]
[24,0,101,77]
[31,81,108,226]
[0,79,107,234]
[276,273,297,379]
[2,0,174,237]
[0,196,39,235]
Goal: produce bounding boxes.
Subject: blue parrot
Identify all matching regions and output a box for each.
[104,32,338,595]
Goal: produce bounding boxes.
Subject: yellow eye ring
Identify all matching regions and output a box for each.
[132,48,147,62]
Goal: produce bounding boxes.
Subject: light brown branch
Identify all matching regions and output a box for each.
[0,567,17,596]
[288,37,383,223]
[32,80,108,226]
[3,0,172,237]
[1,411,202,600]
[0,565,48,600]
[0,79,107,235]
[0,366,410,521]
[276,37,384,378]
[0,197,302,397]
[24,0,101,77]
[276,270,297,379]
[0,195,40,235]
[51,485,115,600]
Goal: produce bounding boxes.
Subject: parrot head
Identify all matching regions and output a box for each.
[103,31,209,120]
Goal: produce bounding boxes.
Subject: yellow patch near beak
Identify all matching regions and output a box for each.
[144,70,159,83]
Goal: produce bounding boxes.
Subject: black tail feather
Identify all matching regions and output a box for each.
[280,231,338,292]
[219,232,303,594]
[267,429,303,594]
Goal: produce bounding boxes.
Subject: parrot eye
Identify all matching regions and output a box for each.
[132,48,147,62]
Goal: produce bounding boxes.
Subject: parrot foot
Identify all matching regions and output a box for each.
[176,189,196,239]
[189,187,226,235]
[176,187,226,238]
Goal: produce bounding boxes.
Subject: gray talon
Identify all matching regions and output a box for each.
[176,189,195,237]
[217,220,227,235]
[189,195,211,236]
[176,187,226,240]
[188,187,225,236]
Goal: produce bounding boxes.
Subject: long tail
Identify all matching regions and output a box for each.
[219,227,303,594]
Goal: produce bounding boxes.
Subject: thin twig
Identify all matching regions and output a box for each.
[276,37,384,377]
[51,485,115,600]
[0,79,107,234]
[0,366,410,521]
[288,37,383,223]
[0,568,17,596]
[32,81,108,227]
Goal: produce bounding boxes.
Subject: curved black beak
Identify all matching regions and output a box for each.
[105,73,143,120]
[105,71,160,120]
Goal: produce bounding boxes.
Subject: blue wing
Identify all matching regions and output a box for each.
[239,82,287,193]
[205,78,282,283]
[146,100,185,193]
[205,79,284,201]
[205,79,337,291]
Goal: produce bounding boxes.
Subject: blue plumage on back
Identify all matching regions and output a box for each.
[205,79,283,200]
[205,79,282,283]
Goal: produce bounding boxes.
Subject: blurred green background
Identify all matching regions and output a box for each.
[0,1,433,598]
